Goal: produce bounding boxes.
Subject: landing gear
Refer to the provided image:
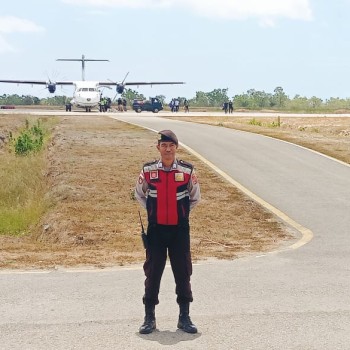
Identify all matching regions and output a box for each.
[85,107,92,112]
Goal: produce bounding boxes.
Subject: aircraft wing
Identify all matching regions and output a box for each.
[98,81,185,86]
[0,79,48,85]
[0,79,74,86]
[0,79,184,87]
[50,81,74,86]
[126,82,185,86]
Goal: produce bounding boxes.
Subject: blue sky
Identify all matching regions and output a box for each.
[0,0,349,101]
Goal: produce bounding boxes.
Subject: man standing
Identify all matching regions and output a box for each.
[122,98,127,111]
[184,99,189,113]
[135,130,201,334]
[228,100,233,113]
[223,101,228,114]
[117,97,123,112]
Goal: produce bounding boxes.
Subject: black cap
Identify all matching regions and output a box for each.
[158,130,178,146]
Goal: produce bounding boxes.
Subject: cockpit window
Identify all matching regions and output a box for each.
[78,87,97,92]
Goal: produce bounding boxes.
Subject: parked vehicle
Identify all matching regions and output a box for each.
[132,97,163,113]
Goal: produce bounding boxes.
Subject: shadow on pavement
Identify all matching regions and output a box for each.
[136,329,201,345]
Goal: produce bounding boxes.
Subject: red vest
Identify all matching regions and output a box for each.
[143,160,193,225]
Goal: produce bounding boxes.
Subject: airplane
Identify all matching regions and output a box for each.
[0,54,185,112]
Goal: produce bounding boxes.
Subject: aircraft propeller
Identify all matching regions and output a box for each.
[44,71,68,94]
[43,72,56,93]
[116,72,129,94]
[46,80,56,93]
[107,72,130,102]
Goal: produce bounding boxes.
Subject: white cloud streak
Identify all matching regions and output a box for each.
[61,0,313,22]
[0,16,45,34]
[0,16,45,54]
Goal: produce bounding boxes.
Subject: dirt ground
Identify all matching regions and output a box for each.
[0,113,349,270]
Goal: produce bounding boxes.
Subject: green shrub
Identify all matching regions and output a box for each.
[13,119,44,155]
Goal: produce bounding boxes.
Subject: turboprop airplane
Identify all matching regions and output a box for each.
[0,54,185,112]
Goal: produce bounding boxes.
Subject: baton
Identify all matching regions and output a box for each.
[138,211,148,249]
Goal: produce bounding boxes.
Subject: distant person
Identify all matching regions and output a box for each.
[122,98,127,111]
[106,97,112,112]
[117,98,123,112]
[184,99,189,113]
[222,101,228,114]
[99,97,105,112]
[169,99,175,112]
[228,100,233,114]
[174,99,180,112]
[65,101,72,112]
[101,97,107,112]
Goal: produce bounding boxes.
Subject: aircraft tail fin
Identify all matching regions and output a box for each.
[56,54,109,80]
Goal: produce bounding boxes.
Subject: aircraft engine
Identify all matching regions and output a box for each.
[47,83,56,93]
[116,84,125,94]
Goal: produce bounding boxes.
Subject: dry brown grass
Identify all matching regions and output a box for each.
[169,115,350,164]
[3,113,347,269]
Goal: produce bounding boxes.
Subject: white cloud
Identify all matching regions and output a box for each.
[61,0,313,22]
[0,16,45,34]
[0,16,45,54]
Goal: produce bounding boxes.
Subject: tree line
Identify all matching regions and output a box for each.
[2,87,350,111]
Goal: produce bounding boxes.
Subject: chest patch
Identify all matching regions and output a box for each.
[175,172,184,182]
[150,170,158,180]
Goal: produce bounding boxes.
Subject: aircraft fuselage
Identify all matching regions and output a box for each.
[71,81,101,110]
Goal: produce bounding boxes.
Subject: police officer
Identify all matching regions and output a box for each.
[135,130,201,334]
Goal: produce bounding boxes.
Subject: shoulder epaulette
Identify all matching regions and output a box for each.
[179,159,193,169]
[143,159,158,167]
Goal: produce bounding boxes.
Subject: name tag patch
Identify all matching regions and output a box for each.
[175,172,184,182]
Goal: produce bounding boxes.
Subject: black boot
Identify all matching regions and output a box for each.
[139,304,156,334]
[177,302,197,334]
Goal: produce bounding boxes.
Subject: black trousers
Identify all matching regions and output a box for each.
[143,222,193,306]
